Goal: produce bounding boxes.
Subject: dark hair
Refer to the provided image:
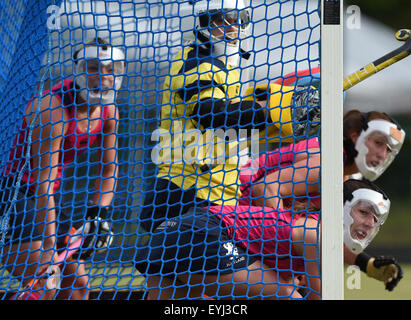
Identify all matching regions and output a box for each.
[343,179,389,203]
[343,110,392,138]
[73,37,109,61]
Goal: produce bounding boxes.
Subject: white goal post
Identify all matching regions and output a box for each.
[320,0,344,300]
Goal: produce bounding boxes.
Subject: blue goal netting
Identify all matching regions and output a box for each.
[0,0,323,300]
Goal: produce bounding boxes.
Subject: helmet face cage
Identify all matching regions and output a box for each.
[343,188,390,254]
[199,8,250,31]
[192,0,251,67]
[74,44,125,105]
[354,119,405,181]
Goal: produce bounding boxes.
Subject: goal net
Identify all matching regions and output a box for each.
[0,0,343,300]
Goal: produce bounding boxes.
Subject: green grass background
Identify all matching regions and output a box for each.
[1,198,410,300]
[368,198,411,247]
[344,264,411,300]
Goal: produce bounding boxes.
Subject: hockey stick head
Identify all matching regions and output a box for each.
[343,28,411,91]
[395,29,411,41]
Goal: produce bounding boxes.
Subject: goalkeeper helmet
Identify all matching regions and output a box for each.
[73,38,125,105]
[354,117,405,181]
[188,0,251,67]
[343,181,390,254]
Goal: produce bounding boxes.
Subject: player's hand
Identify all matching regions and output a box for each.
[365,256,403,291]
[73,205,113,260]
[86,205,109,219]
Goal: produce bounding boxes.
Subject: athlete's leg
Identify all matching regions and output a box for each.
[56,259,89,300]
[2,241,57,299]
[177,259,301,300]
[146,275,191,300]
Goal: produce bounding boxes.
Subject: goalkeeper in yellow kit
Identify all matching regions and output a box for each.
[138,0,321,235]
[136,0,403,298]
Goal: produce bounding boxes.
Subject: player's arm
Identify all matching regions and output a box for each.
[251,149,320,208]
[27,95,64,263]
[92,105,119,208]
[192,94,269,132]
[344,248,403,291]
[292,217,321,300]
[92,106,119,207]
[180,65,269,133]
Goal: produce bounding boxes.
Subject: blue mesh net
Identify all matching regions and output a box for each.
[0,0,322,300]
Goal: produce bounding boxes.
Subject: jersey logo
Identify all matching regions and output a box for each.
[223,242,239,259]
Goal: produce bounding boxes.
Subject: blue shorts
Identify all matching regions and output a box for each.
[135,207,257,279]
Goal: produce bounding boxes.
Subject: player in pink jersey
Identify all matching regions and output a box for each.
[140,109,404,299]
[1,37,125,300]
[139,136,320,299]
[142,179,397,299]
[240,110,404,208]
[239,110,405,296]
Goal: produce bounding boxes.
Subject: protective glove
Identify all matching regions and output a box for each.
[355,252,403,291]
[70,206,113,260]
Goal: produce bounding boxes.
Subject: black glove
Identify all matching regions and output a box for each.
[86,205,109,219]
[355,252,403,291]
[74,206,113,259]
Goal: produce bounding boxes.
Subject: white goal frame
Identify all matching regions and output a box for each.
[320,0,344,300]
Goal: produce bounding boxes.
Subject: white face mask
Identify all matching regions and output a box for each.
[354,120,405,181]
[343,188,390,254]
[209,19,241,67]
[196,6,251,67]
[74,45,125,105]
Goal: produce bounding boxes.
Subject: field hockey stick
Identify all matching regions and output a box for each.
[343,28,411,91]
[9,235,84,300]
[9,211,113,300]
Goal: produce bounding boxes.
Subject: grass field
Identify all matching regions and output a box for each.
[344,263,411,300]
[2,262,409,300]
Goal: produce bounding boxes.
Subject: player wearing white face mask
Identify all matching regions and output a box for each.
[344,188,390,254]
[1,37,123,299]
[138,0,322,235]
[247,109,405,292]
[343,180,403,292]
[192,0,251,68]
[343,110,405,181]
[73,38,125,105]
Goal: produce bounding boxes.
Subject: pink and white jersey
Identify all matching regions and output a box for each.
[5,79,110,193]
[208,204,320,277]
[238,137,320,207]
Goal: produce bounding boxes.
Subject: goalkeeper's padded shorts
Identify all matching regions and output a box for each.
[139,178,216,233]
[135,207,258,279]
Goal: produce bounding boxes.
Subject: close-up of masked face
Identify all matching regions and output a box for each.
[363,131,392,169]
[82,59,124,103]
[344,188,390,254]
[74,45,125,105]
[354,120,405,181]
[349,200,379,243]
[209,11,242,45]
[84,59,114,97]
